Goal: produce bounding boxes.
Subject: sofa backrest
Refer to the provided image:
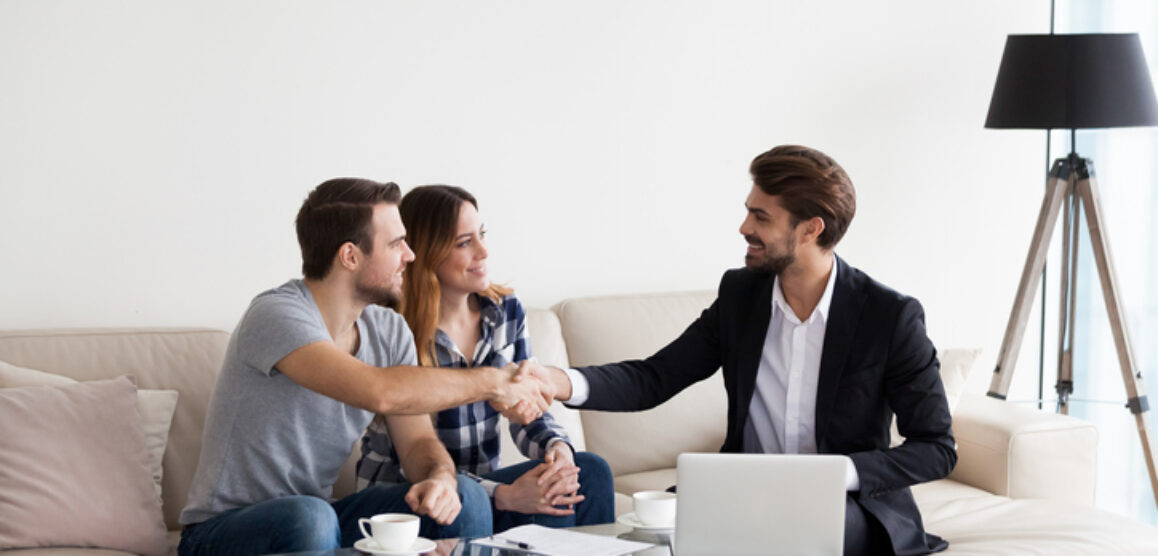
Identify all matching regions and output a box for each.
[552,291,726,477]
[0,328,228,531]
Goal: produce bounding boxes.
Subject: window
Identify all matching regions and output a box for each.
[1030,0,1158,525]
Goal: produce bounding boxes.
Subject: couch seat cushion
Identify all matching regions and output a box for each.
[916,480,1158,554]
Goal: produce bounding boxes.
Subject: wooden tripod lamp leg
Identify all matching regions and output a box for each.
[1074,169,1158,507]
[1056,187,1079,414]
[989,159,1073,399]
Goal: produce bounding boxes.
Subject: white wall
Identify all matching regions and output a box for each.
[1,1,1049,395]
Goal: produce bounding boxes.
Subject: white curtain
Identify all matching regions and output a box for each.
[1054,0,1158,525]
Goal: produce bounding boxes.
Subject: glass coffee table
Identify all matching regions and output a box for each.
[275,522,673,555]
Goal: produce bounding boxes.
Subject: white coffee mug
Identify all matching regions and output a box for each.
[632,490,677,526]
[358,513,420,550]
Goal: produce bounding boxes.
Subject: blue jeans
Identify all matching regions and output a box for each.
[178,475,491,556]
[483,451,614,533]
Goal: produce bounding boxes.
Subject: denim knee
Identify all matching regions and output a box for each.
[575,452,613,490]
[442,475,492,538]
[574,452,615,524]
[182,495,341,555]
[273,495,341,551]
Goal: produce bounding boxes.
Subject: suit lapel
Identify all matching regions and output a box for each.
[735,273,776,437]
[815,256,867,450]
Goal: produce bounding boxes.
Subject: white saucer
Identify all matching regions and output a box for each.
[354,537,437,555]
[617,512,675,531]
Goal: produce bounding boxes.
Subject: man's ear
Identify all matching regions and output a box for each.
[800,217,826,245]
[336,242,361,272]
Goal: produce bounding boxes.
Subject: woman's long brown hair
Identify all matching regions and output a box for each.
[397,185,511,366]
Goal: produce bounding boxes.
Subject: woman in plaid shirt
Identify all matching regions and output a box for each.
[356,185,614,532]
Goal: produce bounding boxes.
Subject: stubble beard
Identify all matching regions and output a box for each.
[355,274,402,308]
[744,235,796,276]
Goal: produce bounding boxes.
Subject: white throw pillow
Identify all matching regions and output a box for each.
[938,348,982,413]
[0,360,179,500]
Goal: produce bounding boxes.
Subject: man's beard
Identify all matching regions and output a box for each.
[744,234,795,276]
[356,276,401,308]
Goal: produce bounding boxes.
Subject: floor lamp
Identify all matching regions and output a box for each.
[984,33,1158,505]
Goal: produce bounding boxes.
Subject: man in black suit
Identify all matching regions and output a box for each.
[537,145,955,555]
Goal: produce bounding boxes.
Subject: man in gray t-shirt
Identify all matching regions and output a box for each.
[178,179,555,556]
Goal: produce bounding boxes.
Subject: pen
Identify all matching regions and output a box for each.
[492,536,535,550]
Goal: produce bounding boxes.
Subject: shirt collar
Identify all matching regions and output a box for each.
[770,256,838,325]
[475,293,501,330]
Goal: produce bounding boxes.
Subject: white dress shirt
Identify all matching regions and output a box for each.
[740,260,857,490]
[741,264,833,456]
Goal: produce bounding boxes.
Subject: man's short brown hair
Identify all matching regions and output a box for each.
[295,178,401,280]
[749,145,856,249]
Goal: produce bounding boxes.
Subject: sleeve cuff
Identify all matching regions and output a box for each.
[480,479,501,498]
[462,471,502,498]
[844,456,860,492]
[546,437,575,458]
[563,368,590,407]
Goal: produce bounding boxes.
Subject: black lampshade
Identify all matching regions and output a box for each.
[985,33,1158,129]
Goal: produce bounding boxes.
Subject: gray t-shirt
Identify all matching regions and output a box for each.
[179,280,416,525]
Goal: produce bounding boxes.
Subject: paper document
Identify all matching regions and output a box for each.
[470,524,654,556]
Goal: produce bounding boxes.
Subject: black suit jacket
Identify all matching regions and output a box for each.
[577,257,956,555]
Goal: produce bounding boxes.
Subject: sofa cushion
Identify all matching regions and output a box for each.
[524,308,570,370]
[938,348,981,414]
[0,361,179,501]
[0,376,169,555]
[0,328,229,531]
[553,291,717,369]
[913,480,1158,554]
[948,393,1098,505]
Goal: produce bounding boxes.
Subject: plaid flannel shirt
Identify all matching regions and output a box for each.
[356,293,570,495]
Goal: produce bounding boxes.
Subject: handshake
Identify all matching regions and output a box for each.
[487,360,568,425]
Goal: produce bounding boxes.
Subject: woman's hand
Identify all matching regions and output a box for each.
[538,442,581,506]
[494,447,585,515]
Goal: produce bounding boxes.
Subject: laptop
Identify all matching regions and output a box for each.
[673,453,847,556]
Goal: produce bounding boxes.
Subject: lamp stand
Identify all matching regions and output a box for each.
[988,153,1158,506]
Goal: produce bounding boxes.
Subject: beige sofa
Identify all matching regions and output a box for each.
[2,290,1158,555]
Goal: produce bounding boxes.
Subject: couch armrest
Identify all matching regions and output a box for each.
[948,393,1097,507]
